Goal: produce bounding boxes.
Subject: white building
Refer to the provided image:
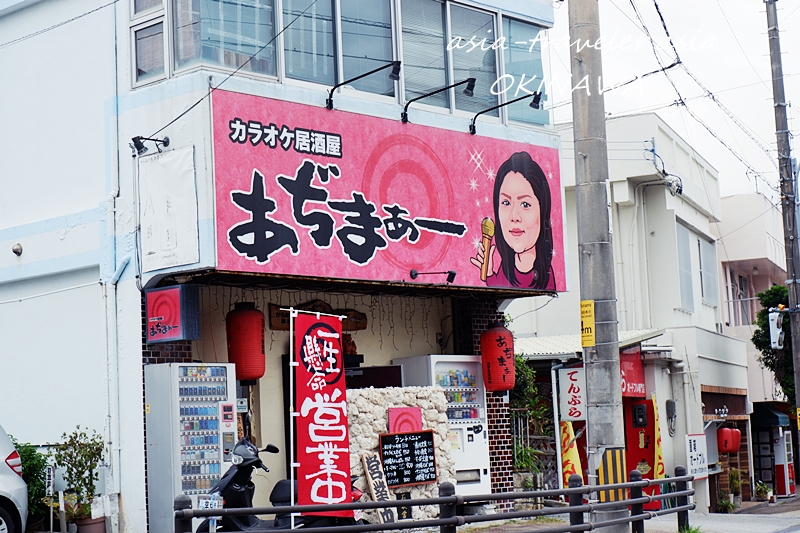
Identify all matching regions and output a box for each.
[509,113,750,512]
[1,0,564,531]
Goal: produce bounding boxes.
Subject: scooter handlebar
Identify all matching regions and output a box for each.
[260,464,270,473]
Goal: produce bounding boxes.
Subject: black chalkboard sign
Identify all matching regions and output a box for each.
[379,430,437,488]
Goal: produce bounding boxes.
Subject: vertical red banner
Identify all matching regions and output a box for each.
[294,313,352,517]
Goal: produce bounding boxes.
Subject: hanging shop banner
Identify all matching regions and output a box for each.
[559,367,587,421]
[293,313,352,517]
[213,89,565,292]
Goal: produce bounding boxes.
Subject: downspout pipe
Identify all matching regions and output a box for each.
[551,362,564,491]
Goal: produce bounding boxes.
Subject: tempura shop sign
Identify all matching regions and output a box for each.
[213,90,566,292]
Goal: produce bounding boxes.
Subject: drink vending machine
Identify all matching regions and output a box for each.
[144,363,238,533]
[392,355,491,495]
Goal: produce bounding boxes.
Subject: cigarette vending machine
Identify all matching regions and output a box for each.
[144,363,238,533]
[392,355,491,495]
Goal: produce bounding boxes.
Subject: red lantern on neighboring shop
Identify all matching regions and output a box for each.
[226,302,266,381]
[717,427,741,453]
[480,323,516,391]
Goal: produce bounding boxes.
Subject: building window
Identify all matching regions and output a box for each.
[699,237,717,306]
[502,17,548,125]
[738,274,750,324]
[284,0,335,84]
[134,0,162,15]
[174,0,276,76]
[135,22,166,82]
[449,5,498,115]
[340,0,395,96]
[676,223,694,312]
[401,0,448,108]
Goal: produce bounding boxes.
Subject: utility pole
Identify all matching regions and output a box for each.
[765,0,800,412]
[568,0,625,530]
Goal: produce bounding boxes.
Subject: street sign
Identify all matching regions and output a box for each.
[580,300,595,347]
[45,465,54,497]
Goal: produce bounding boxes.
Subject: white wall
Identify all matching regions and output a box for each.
[0,267,105,444]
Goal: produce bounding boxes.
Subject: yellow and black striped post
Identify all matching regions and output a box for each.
[597,448,627,502]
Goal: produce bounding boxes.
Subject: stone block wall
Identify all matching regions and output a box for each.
[347,386,455,521]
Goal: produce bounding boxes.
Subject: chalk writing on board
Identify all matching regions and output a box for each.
[379,430,437,487]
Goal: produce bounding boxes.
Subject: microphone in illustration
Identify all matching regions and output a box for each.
[480,217,495,281]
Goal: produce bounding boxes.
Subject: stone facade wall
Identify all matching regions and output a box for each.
[347,386,455,521]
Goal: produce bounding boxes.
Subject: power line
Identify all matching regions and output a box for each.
[149,0,319,138]
[0,0,120,49]
[620,0,778,193]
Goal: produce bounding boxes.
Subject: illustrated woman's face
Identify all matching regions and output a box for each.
[499,171,541,254]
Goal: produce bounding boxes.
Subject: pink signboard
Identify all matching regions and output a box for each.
[213,90,565,291]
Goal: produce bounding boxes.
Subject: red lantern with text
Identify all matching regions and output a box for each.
[480,323,516,391]
[717,427,739,453]
[226,302,266,381]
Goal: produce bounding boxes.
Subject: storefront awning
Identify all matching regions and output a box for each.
[751,405,790,427]
[515,329,665,360]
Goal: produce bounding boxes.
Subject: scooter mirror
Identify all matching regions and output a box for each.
[263,444,279,454]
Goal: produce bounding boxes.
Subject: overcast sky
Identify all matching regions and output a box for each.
[545,0,799,199]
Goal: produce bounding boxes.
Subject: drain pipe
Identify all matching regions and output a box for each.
[551,362,564,491]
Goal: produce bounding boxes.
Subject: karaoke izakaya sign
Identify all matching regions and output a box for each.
[213,90,565,292]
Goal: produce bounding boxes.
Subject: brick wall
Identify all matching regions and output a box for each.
[469,298,514,510]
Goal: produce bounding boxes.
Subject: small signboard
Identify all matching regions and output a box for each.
[361,452,397,524]
[559,367,587,421]
[686,434,709,480]
[45,465,54,497]
[379,430,437,488]
[580,300,596,347]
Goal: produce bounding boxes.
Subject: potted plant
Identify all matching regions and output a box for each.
[729,468,744,507]
[755,480,770,501]
[52,427,105,533]
[715,491,735,513]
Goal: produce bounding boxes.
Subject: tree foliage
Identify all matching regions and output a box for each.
[752,284,794,404]
[10,435,50,519]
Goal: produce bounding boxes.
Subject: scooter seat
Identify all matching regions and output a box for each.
[269,479,298,506]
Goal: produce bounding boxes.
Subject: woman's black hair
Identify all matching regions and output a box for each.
[492,152,553,289]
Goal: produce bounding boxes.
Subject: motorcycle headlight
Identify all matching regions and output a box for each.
[231,453,243,465]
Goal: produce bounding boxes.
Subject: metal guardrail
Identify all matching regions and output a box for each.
[174,466,695,533]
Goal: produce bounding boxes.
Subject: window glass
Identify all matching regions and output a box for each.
[401,0,448,108]
[699,237,718,306]
[136,23,165,82]
[340,0,394,96]
[174,0,276,76]
[450,5,497,115]
[284,0,335,84]
[676,223,694,312]
[134,0,161,14]
[503,17,548,125]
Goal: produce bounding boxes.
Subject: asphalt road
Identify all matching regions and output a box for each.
[443,497,800,533]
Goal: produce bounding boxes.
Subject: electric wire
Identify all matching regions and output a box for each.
[0,0,121,49]
[622,0,779,193]
[148,0,319,138]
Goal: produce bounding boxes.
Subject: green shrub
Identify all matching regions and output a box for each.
[9,435,50,520]
[715,492,735,513]
[514,439,542,473]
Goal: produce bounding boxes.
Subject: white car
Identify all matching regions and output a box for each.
[0,425,27,533]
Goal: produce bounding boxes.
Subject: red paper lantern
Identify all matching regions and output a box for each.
[717,428,732,453]
[480,323,516,391]
[226,302,266,381]
[717,427,740,454]
[730,428,741,452]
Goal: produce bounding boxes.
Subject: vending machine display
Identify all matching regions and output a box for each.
[145,363,238,533]
[392,355,491,495]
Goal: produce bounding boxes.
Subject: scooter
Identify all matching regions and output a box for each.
[195,439,362,531]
